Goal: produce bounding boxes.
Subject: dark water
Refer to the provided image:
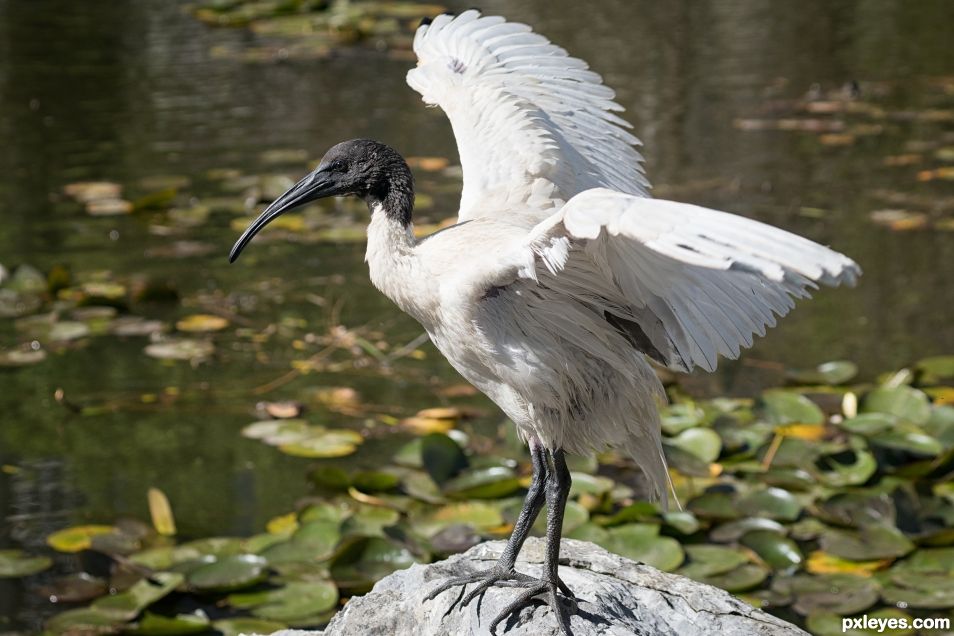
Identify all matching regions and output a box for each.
[1,0,953,628]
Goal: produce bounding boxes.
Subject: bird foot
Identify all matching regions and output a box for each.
[425,565,576,635]
[488,578,577,636]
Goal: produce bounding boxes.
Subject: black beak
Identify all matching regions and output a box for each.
[229,169,336,263]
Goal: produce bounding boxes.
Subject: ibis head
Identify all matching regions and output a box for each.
[229,139,413,263]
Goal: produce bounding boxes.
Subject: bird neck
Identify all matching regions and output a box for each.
[365,203,423,319]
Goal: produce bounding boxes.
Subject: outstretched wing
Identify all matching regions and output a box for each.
[407,10,649,222]
[526,189,861,372]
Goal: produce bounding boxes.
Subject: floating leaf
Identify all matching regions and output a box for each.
[837,413,896,436]
[678,544,749,579]
[816,449,877,487]
[710,517,786,543]
[148,488,176,536]
[600,523,684,572]
[175,314,229,333]
[775,573,880,616]
[414,502,503,537]
[741,530,803,570]
[806,608,914,636]
[787,360,859,385]
[737,487,802,521]
[863,386,931,425]
[819,525,914,561]
[694,563,769,593]
[0,549,53,578]
[330,537,416,594]
[420,433,467,485]
[881,570,954,609]
[92,573,184,620]
[918,355,954,383]
[129,611,210,635]
[47,525,117,553]
[443,466,521,499]
[762,390,825,425]
[231,581,338,621]
[187,554,268,592]
[806,551,890,576]
[569,472,614,497]
[668,427,722,463]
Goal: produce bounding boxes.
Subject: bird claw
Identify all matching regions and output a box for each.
[424,565,531,615]
[488,579,576,636]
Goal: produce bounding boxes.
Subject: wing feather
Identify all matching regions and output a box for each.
[527,189,861,372]
[408,10,649,222]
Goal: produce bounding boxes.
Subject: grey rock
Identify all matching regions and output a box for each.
[267,538,807,636]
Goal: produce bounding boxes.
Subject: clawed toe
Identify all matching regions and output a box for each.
[488,580,575,636]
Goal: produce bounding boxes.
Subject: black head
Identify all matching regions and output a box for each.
[229,139,413,263]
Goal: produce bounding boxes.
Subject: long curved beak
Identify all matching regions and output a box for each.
[229,169,334,263]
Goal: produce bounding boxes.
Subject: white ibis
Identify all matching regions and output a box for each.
[230,10,859,635]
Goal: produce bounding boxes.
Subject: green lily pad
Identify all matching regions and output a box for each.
[92,573,184,620]
[568,472,615,497]
[187,554,268,592]
[668,427,722,463]
[881,570,954,609]
[816,449,877,487]
[420,433,468,485]
[352,470,401,493]
[261,519,340,564]
[863,386,931,425]
[838,413,897,436]
[213,618,288,636]
[869,424,943,456]
[531,500,588,535]
[443,466,521,499]
[688,491,741,521]
[819,525,914,561]
[741,530,803,570]
[737,487,802,521]
[330,536,416,594]
[814,492,895,527]
[917,355,954,383]
[243,419,363,458]
[340,506,400,537]
[0,549,53,578]
[229,580,338,621]
[660,403,705,435]
[566,522,610,544]
[762,390,825,425]
[36,573,108,603]
[399,469,444,503]
[661,511,701,535]
[710,517,786,543]
[774,573,880,616]
[128,611,211,635]
[787,360,859,385]
[891,547,954,575]
[47,525,118,553]
[594,502,658,527]
[413,502,503,537]
[600,523,684,572]
[47,607,123,633]
[49,320,91,342]
[678,544,749,579]
[694,563,769,593]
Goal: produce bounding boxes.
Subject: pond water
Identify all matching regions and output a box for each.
[1,0,953,629]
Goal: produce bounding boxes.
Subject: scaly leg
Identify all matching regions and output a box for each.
[489,448,576,636]
[424,437,548,612]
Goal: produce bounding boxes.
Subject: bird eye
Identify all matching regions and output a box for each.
[331,160,345,172]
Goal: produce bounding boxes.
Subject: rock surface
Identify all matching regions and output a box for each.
[268,537,806,636]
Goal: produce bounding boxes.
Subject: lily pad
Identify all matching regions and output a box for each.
[175,314,229,332]
[863,386,931,425]
[0,549,53,578]
[837,413,897,436]
[668,427,722,463]
[600,523,684,572]
[229,580,338,621]
[881,570,954,609]
[129,611,210,635]
[443,466,521,499]
[774,573,880,616]
[806,608,914,636]
[678,544,749,579]
[420,433,468,485]
[187,554,268,592]
[741,530,803,570]
[694,563,769,593]
[688,491,741,521]
[92,573,184,620]
[787,360,859,385]
[762,390,825,425]
[918,355,954,383]
[816,449,877,487]
[47,525,118,553]
[414,502,503,537]
[710,517,786,543]
[737,487,802,521]
[330,536,416,594]
[819,524,914,561]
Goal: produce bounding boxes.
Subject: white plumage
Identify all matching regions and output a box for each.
[392,10,859,505]
[231,10,860,631]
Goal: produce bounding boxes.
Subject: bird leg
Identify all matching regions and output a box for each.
[489,448,576,636]
[424,438,548,612]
